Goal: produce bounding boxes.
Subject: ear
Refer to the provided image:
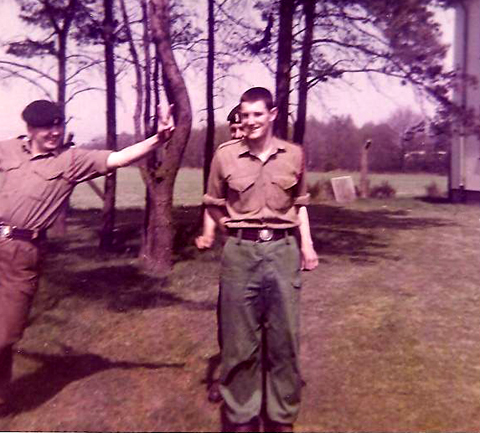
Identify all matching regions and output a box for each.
[26,125,33,138]
[269,107,278,122]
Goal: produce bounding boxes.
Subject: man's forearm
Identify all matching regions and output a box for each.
[298,206,314,247]
[207,206,229,232]
[298,205,319,271]
[106,135,162,170]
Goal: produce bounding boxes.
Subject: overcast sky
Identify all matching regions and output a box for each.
[0,1,455,143]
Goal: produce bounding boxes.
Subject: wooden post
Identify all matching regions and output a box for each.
[359,139,372,198]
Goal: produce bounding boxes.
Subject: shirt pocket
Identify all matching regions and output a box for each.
[0,161,23,199]
[267,174,298,211]
[26,166,66,201]
[227,174,259,213]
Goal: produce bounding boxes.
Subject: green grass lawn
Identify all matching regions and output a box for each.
[70,167,448,209]
[5,169,480,432]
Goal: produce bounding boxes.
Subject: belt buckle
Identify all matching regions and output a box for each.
[259,229,273,242]
[0,225,13,238]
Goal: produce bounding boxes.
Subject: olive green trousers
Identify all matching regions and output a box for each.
[219,234,302,425]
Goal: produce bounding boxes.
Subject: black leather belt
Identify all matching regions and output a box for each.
[0,224,46,242]
[228,227,296,242]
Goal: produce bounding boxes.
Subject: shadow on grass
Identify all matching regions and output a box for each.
[40,203,456,313]
[41,263,216,314]
[9,344,185,415]
[308,204,456,263]
[54,207,203,263]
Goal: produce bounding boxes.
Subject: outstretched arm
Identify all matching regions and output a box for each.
[106,105,175,170]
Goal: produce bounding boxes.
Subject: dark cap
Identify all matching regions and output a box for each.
[227,104,241,125]
[22,100,64,127]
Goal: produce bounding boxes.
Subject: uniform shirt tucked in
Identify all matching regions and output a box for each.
[204,136,310,229]
[0,137,112,230]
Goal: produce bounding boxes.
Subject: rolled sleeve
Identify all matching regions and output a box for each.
[205,151,227,208]
[68,148,113,183]
[203,193,226,207]
[293,149,310,206]
[294,192,310,206]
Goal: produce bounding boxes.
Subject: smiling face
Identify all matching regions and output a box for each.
[28,123,65,155]
[240,100,277,142]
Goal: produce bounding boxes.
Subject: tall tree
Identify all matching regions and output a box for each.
[204,0,216,192]
[119,0,144,142]
[99,0,118,250]
[143,0,192,274]
[244,0,456,145]
[1,0,102,111]
[274,0,296,139]
[293,0,315,144]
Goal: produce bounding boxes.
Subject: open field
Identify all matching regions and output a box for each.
[70,167,448,209]
[4,170,480,432]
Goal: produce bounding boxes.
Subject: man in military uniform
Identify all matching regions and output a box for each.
[0,99,174,415]
[196,104,243,251]
[204,87,318,432]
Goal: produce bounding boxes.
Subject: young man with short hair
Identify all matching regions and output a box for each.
[204,87,318,432]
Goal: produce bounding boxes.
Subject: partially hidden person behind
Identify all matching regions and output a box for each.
[195,104,243,404]
[203,87,318,432]
[0,99,174,416]
[195,104,243,251]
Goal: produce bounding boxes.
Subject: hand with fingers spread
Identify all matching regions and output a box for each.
[157,104,175,144]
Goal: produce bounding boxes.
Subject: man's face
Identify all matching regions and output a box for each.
[240,100,277,141]
[28,124,65,154]
[229,123,244,139]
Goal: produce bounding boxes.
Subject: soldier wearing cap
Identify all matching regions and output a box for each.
[195,105,244,405]
[204,87,318,432]
[0,99,174,415]
[196,104,244,251]
[226,104,243,141]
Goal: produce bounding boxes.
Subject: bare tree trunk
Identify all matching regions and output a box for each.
[100,0,118,250]
[142,0,153,136]
[204,0,215,192]
[140,0,192,275]
[274,0,295,140]
[51,6,76,237]
[293,0,315,145]
[120,0,143,141]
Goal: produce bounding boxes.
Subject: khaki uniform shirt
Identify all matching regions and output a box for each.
[204,136,309,229]
[0,137,112,230]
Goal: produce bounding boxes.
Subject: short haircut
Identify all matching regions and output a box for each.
[240,87,275,110]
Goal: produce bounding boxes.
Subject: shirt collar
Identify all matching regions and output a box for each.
[237,136,286,157]
[21,139,57,159]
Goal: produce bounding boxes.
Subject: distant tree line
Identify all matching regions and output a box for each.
[84,106,449,174]
[178,109,450,174]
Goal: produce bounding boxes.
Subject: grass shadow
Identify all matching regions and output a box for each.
[41,263,216,314]
[9,344,185,414]
[308,203,456,262]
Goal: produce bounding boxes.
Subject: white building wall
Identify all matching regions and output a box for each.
[451,0,480,197]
